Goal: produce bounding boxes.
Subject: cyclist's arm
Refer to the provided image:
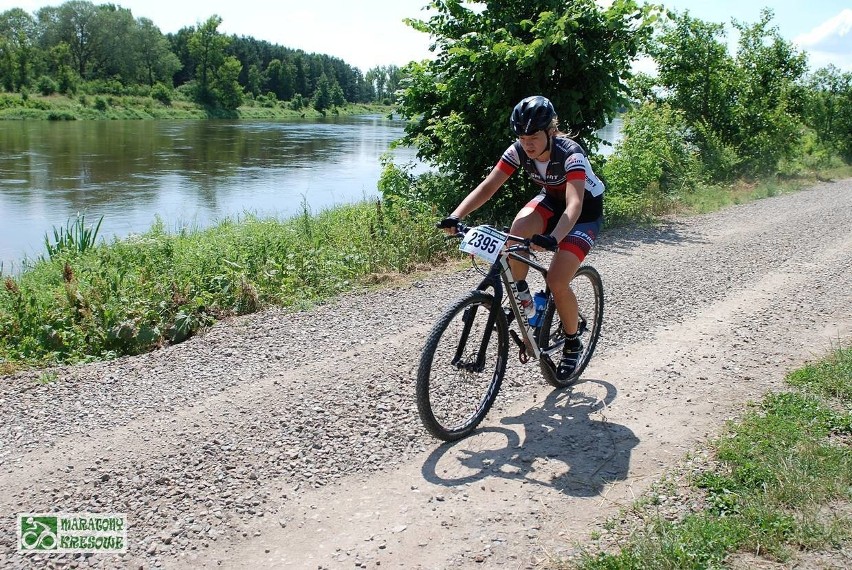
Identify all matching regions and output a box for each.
[549,179,585,242]
[450,166,511,220]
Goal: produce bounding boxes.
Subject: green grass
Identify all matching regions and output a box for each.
[675,164,852,215]
[0,91,395,121]
[0,200,449,371]
[569,346,852,569]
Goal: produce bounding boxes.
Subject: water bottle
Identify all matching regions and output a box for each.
[529,291,547,327]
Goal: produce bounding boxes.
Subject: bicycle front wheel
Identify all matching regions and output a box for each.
[416,291,509,441]
[538,265,604,388]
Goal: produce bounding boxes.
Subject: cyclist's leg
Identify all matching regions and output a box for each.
[545,249,582,334]
[508,192,552,281]
[547,219,601,333]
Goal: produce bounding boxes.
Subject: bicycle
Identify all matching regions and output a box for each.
[416,223,604,441]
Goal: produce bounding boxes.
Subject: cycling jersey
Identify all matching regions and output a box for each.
[496,136,605,223]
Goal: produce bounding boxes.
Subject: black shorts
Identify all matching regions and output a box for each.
[524,192,602,261]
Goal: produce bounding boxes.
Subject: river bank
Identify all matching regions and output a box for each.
[0,91,395,121]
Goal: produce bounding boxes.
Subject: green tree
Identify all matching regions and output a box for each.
[136,17,180,86]
[397,0,655,217]
[312,72,332,111]
[46,0,99,78]
[330,80,346,107]
[246,63,262,96]
[265,58,296,100]
[188,15,231,106]
[803,65,852,161]
[730,8,807,173]
[214,55,244,110]
[0,8,39,90]
[365,64,403,102]
[47,42,78,94]
[90,4,138,82]
[651,10,737,142]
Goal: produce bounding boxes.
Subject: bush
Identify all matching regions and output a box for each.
[290,94,306,111]
[602,102,703,222]
[692,120,741,182]
[151,83,172,106]
[37,76,58,96]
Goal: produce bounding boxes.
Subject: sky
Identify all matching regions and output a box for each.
[7,0,852,73]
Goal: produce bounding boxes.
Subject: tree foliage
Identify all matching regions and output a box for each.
[649,8,808,177]
[0,0,392,107]
[396,0,656,219]
[803,64,852,162]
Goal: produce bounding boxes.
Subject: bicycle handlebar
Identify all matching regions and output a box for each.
[450,223,531,252]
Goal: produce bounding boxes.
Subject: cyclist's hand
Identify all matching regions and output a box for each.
[436,215,460,235]
[531,233,558,252]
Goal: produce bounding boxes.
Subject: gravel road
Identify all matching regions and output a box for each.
[1,179,851,569]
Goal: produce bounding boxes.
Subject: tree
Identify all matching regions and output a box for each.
[312,72,332,111]
[264,58,295,101]
[50,0,99,78]
[136,17,180,86]
[214,55,244,110]
[0,8,39,90]
[246,63,262,97]
[803,65,852,161]
[188,15,231,106]
[650,10,737,141]
[397,0,655,215]
[365,64,403,102]
[730,8,807,173]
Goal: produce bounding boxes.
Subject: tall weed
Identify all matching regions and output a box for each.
[0,201,449,368]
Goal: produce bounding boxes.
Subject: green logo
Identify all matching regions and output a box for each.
[19,516,58,551]
[17,513,126,554]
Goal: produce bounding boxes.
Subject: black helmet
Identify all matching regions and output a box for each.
[510,96,556,135]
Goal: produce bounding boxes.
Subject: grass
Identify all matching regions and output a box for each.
[0,91,394,121]
[0,200,451,372]
[675,163,852,215]
[568,346,852,569]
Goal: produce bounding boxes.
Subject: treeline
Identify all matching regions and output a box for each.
[0,1,403,111]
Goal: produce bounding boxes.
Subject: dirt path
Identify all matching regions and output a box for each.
[2,180,851,569]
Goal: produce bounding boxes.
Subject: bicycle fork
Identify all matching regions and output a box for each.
[450,304,498,373]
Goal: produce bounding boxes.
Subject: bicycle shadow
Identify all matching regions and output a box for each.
[420,379,639,498]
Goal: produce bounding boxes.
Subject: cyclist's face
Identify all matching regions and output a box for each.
[518,130,548,158]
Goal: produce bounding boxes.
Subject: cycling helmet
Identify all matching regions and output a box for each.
[510,96,556,135]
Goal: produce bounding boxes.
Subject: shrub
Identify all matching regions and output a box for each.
[37,76,58,96]
[151,83,172,106]
[602,102,703,222]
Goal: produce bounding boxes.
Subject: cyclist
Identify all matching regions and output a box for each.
[438,95,605,382]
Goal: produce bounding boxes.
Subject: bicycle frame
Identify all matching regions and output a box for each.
[473,238,565,363]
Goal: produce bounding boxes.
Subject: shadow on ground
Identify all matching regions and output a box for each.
[421,379,639,498]
[597,219,708,255]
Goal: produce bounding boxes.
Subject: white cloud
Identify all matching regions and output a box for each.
[794,9,852,71]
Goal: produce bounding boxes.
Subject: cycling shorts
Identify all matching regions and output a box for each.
[524,191,602,261]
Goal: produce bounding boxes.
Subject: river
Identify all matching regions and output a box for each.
[0,115,622,271]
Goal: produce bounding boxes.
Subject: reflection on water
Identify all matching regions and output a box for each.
[0,115,623,270]
[0,116,418,269]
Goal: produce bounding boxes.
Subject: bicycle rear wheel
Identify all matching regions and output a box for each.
[537,265,604,388]
[416,290,509,441]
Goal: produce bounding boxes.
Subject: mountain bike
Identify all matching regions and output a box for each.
[416,223,604,441]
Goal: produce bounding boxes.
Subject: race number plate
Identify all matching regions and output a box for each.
[459,225,507,264]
